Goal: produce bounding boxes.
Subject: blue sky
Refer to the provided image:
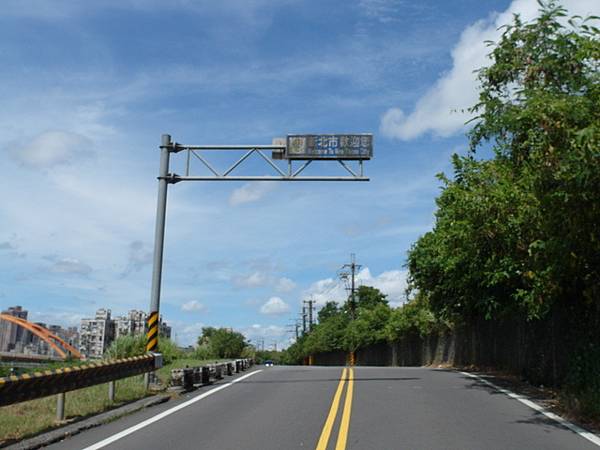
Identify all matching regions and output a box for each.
[0,0,596,348]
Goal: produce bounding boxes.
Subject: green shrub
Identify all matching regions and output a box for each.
[104,334,146,360]
[192,344,214,360]
[157,337,184,365]
[565,344,600,418]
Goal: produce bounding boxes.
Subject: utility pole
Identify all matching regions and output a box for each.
[303,299,316,331]
[302,305,307,335]
[340,253,361,319]
[286,320,300,341]
[302,305,308,336]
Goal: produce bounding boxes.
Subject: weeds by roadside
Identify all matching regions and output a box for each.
[0,357,226,445]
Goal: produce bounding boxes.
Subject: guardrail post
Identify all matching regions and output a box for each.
[201,366,210,385]
[216,365,223,379]
[56,393,65,422]
[227,363,233,376]
[183,368,194,391]
[235,361,241,373]
[108,380,115,402]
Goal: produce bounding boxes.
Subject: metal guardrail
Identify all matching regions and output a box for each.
[170,359,253,390]
[0,354,158,408]
[0,355,253,425]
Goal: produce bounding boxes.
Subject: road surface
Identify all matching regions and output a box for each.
[47,366,599,450]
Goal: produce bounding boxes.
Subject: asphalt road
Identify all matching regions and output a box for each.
[46,366,599,450]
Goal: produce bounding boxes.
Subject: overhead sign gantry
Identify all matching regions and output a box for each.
[145,133,373,354]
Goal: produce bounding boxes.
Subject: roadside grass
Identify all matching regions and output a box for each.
[0,375,147,445]
[0,357,228,444]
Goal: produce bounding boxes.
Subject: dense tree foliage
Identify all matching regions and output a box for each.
[196,326,248,359]
[282,286,438,363]
[409,2,599,322]
[283,2,599,417]
[407,1,599,415]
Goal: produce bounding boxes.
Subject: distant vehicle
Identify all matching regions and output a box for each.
[264,360,274,367]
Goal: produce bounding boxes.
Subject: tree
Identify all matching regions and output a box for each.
[406,1,600,416]
[408,1,600,321]
[385,293,437,342]
[304,312,349,355]
[354,286,389,310]
[343,303,391,352]
[318,301,340,322]
[197,327,247,358]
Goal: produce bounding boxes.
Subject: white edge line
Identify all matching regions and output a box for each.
[459,371,600,447]
[82,369,263,450]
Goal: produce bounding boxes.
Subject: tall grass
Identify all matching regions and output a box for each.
[0,356,229,444]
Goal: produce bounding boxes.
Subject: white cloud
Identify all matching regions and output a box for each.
[10,130,93,168]
[242,323,286,339]
[48,258,92,276]
[229,182,274,206]
[380,0,598,140]
[231,271,269,288]
[358,268,408,307]
[121,241,153,277]
[358,0,402,24]
[168,321,205,346]
[181,300,206,312]
[304,277,347,306]
[260,297,290,315]
[0,242,16,250]
[240,324,294,350]
[29,310,84,327]
[275,277,296,293]
[1,0,299,21]
[304,267,408,307]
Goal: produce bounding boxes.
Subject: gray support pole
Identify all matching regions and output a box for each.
[146,134,172,354]
[302,306,307,335]
[108,380,115,402]
[56,393,65,422]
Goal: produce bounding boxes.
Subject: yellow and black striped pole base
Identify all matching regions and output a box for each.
[146,311,159,352]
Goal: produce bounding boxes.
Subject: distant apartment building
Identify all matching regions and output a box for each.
[114,310,146,339]
[80,308,115,359]
[79,308,171,358]
[159,319,172,340]
[0,306,28,352]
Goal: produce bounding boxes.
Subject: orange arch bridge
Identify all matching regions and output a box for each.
[0,314,83,360]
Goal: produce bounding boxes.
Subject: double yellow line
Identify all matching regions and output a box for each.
[316,368,355,450]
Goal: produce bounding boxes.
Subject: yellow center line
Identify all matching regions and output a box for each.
[316,368,347,450]
[335,368,354,450]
